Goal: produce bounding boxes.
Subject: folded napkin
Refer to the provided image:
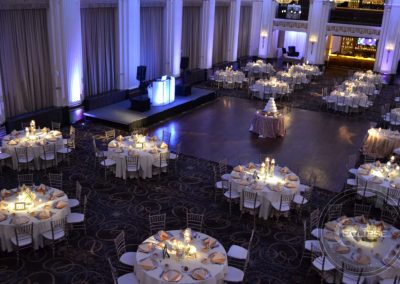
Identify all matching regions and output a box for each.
[109,142,117,148]
[375,161,382,167]
[371,176,383,184]
[360,164,372,170]
[239,180,250,186]
[335,245,350,254]
[53,130,61,136]
[203,237,217,248]
[8,140,17,145]
[355,254,371,265]
[230,171,241,179]
[139,258,155,270]
[138,242,153,253]
[158,230,170,241]
[56,201,68,209]
[0,213,7,222]
[391,183,400,189]
[38,210,51,220]
[358,169,370,176]
[1,189,12,197]
[149,148,158,154]
[36,184,46,194]
[324,231,339,242]
[325,221,338,231]
[284,182,297,189]
[116,135,124,142]
[12,216,30,225]
[48,136,57,142]
[280,167,290,174]
[392,231,400,240]
[162,270,181,282]
[53,190,65,198]
[269,185,282,192]
[210,252,225,264]
[356,215,368,224]
[160,142,168,149]
[287,174,298,181]
[192,269,209,280]
[233,165,244,172]
[41,127,48,133]
[11,130,18,136]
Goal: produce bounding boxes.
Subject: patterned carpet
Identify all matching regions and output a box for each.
[0,122,345,284]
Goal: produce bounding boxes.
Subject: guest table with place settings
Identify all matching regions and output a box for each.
[135,229,228,284]
[252,78,290,99]
[341,80,376,96]
[1,128,64,170]
[276,70,307,84]
[245,61,275,74]
[353,71,382,85]
[291,64,320,77]
[327,90,369,112]
[107,135,169,180]
[214,69,245,84]
[321,216,400,283]
[362,128,400,158]
[249,111,286,139]
[0,185,70,252]
[229,162,300,220]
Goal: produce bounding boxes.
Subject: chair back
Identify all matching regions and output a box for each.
[76,181,82,201]
[51,121,61,131]
[149,213,166,234]
[82,195,88,215]
[14,223,33,247]
[15,147,29,162]
[387,187,400,206]
[278,193,293,211]
[218,159,228,176]
[66,136,76,149]
[114,230,127,258]
[341,261,364,284]
[42,143,56,159]
[49,173,63,190]
[107,257,119,284]
[50,217,66,240]
[186,212,204,232]
[69,126,76,136]
[17,173,33,186]
[353,203,371,217]
[327,204,343,220]
[381,205,398,224]
[159,152,169,168]
[162,130,171,146]
[126,155,139,169]
[310,208,321,231]
[242,190,258,210]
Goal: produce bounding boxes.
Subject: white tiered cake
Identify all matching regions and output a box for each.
[263,98,278,113]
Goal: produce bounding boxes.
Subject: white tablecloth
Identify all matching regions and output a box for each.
[245,61,275,74]
[1,130,64,170]
[0,186,70,252]
[107,136,168,179]
[327,90,369,112]
[229,164,299,220]
[252,78,290,99]
[135,230,228,284]
[353,71,382,85]
[276,71,307,84]
[291,64,320,76]
[341,80,376,96]
[214,70,245,83]
[322,217,400,284]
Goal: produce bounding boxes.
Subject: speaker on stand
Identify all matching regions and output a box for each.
[136,65,147,91]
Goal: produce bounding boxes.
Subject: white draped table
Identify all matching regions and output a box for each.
[362,128,400,158]
[327,90,369,112]
[1,130,64,170]
[252,78,290,99]
[229,164,300,220]
[107,136,169,179]
[245,61,275,74]
[0,186,70,252]
[214,70,245,84]
[135,230,228,284]
[353,71,382,85]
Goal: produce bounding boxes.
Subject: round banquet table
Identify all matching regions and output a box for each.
[0,186,70,252]
[321,216,400,284]
[107,136,169,179]
[252,79,289,99]
[362,128,400,159]
[1,129,64,170]
[214,70,245,83]
[245,62,275,74]
[342,80,376,96]
[134,230,228,284]
[229,163,300,220]
[353,71,382,85]
[276,71,307,84]
[327,90,369,112]
[291,64,320,76]
[249,112,286,138]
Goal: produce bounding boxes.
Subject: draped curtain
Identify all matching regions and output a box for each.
[0,9,53,118]
[237,6,252,58]
[81,8,116,96]
[212,6,230,64]
[181,6,201,70]
[140,7,164,80]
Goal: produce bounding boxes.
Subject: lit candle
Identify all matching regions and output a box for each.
[391,156,395,163]
[396,165,400,171]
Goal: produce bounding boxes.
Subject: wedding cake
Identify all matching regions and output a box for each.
[263,98,278,113]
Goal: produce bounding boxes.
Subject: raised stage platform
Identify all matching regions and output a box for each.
[84,87,216,131]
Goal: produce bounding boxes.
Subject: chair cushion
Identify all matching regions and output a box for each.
[304,240,321,252]
[293,194,308,205]
[119,251,137,266]
[348,168,358,176]
[243,199,261,209]
[311,228,323,238]
[342,272,364,284]
[11,234,32,247]
[221,174,231,181]
[57,147,72,154]
[271,201,290,212]
[101,159,116,167]
[68,198,80,208]
[357,190,376,198]
[224,190,240,199]
[127,165,138,172]
[380,279,397,284]
[215,181,228,189]
[298,184,310,193]
[42,227,65,240]
[394,148,400,155]
[0,153,11,160]
[40,154,55,161]
[153,161,168,168]
[347,179,357,186]
[169,153,178,160]
[118,272,139,284]
[223,266,244,282]
[67,213,85,224]
[312,256,335,271]
[18,156,34,163]
[227,245,248,260]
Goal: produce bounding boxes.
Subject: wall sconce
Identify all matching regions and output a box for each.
[260,31,268,48]
[309,35,318,55]
[386,43,394,63]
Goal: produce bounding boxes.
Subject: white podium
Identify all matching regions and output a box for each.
[147,76,175,106]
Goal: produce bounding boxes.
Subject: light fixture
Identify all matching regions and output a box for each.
[386,43,394,63]
[260,31,268,48]
[309,35,318,55]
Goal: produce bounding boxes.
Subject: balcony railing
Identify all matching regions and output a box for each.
[329,7,383,26]
[276,4,309,21]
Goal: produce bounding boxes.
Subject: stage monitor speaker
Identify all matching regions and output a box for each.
[180,57,189,70]
[136,66,147,81]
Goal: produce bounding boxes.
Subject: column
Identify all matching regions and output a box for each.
[118,0,140,89]
[305,0,331,64]
[249,0,263,56]
[165,0,183,77]
[226,0,241,62]
[199,0,215,69]
[374,0,400,74]
[48,0,83,107]
[258,0,277,59]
